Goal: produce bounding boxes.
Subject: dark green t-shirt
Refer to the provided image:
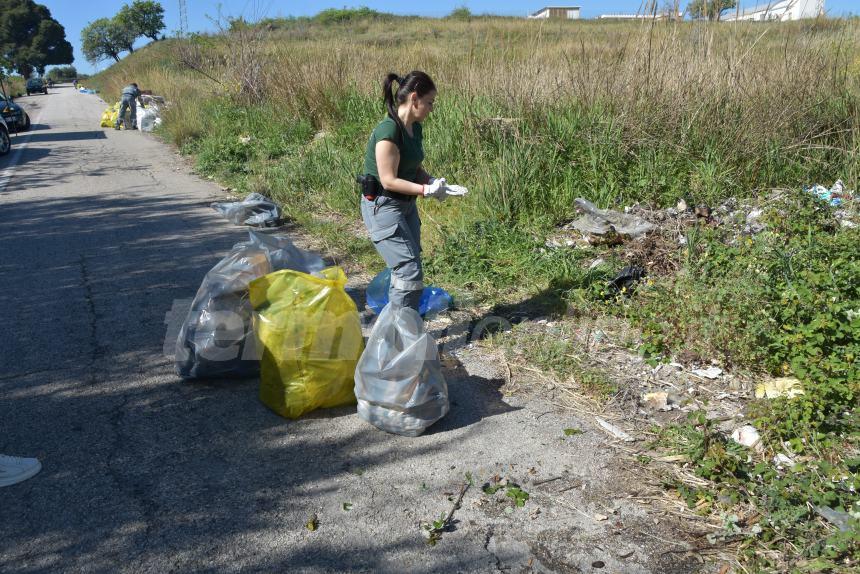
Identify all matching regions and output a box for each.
[363,116,424,183]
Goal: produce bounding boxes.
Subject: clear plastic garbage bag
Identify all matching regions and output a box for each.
[250,267,363,419]
[211,193,281,226]
[354,305,449,437]
[175,230,324,379]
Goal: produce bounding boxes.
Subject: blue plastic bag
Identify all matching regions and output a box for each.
[366,268,452,317]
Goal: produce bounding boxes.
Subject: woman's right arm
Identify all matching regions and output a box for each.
[375,140,424,196]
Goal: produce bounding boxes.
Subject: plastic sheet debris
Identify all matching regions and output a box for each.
[814,506,855,532]
[805,180,853,207]
[78,88,97,94]
[211,193,281,226]
[606,266,645,296]
[692,366,723,379]
[175,231,325,379]
[595,417,635,442]
[755,377,804,399]
[567,198,655,242]
[365,268,453,317]
[354,304,449,437]
[730,425,761,449]
[250,267,363,419]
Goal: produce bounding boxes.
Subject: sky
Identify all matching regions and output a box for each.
[38,0,859,75]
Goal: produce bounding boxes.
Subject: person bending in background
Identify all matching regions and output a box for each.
[359,71,468,312]
[115,83,146,130]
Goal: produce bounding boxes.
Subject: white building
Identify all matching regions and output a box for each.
[723,0,824,21]
[528,6,581,19]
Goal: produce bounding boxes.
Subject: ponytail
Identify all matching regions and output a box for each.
[381,70,436,131]
[383,73,401,128]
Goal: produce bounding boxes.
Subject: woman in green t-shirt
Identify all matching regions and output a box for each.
[360,70,468,312]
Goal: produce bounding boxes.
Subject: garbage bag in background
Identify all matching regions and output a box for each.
[211,193,281,226]
[354,305,449,437]
[365,268,453,317]
[175,230,325,380]
[250,267,363,419]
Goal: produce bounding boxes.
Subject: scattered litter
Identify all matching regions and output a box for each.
[642,391,672,411]
[99,102,119,128]
[593,513,609,521]
[354,305,449,437]
[755,377,804,399]
[814,506,854,532]
[730,425,761,449]
[676,199,688,212]
[805,180,853,207]
[211,193,282,226]
[773,453,795,469]
[567,198,655,243]
[365,268,452,317]
[238,135,252,144]
[745,208,766,234]
[606,266,646,296]
[589,258,605,269]
[592,560,606,569]
[137,98,163,132]
[595,417,635,442]
[305,513,319,531]
[692,366,723,379]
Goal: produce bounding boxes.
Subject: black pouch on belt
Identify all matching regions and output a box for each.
[356,174,382,199]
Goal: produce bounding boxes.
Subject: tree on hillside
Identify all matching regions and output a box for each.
[81,17,135,64]
[0,0,73,78]
[687,0,737,21]
[117,0,165,42]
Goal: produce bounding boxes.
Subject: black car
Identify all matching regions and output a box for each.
[0,116,11,156]
[0,94,30,131]
[26,78,47,95]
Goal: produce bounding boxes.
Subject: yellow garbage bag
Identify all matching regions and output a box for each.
[100,102,121,128]
[249,267,363,419]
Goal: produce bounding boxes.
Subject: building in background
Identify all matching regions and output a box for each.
[528,6,581,19]
[723,0,824,21]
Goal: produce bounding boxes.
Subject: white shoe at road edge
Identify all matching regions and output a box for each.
[0,454,42,487]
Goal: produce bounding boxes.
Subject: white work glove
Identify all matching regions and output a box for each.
[422,177,448,201]
[443,183,469,197]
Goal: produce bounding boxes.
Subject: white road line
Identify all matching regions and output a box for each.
[0,109,44,194]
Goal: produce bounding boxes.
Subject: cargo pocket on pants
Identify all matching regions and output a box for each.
[370,222,416,269]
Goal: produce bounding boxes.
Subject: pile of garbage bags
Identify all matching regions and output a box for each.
[176,212,450,432]
[354,305,449,437]
[175,230,325,379]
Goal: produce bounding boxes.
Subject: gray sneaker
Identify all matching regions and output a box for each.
[0,454,42,487]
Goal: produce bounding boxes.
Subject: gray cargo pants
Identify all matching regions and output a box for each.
[116,96,137,129]
[360,195,423,312]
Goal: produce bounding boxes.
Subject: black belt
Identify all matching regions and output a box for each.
[356,174,415,202]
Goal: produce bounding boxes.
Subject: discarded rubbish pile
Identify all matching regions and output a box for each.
[175,230,324,379]
[137,95,165,132]
[250,267,364,419]
[212,193,282,227]
[354,304,449,437]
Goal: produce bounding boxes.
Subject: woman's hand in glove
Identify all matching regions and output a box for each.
[423,177,448,201]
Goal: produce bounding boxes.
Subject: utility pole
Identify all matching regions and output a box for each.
[178,0,188,37]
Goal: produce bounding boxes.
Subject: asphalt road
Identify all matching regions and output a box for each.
[0,85,695,574]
